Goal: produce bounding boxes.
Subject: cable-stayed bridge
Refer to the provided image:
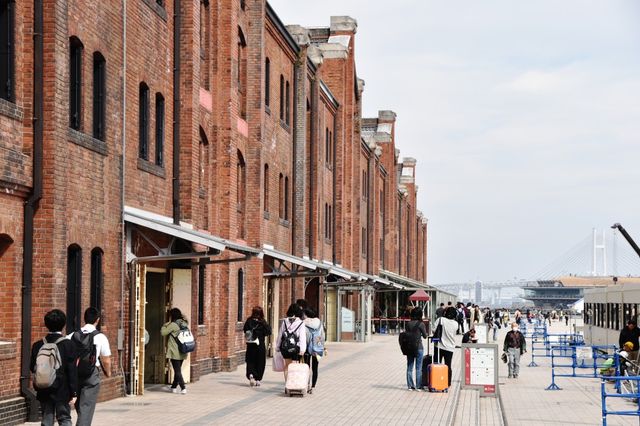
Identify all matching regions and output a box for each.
[432,228,640,307]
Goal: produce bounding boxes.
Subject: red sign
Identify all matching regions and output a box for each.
[464,348,471,385]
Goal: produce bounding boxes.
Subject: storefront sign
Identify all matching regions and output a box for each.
[341,307,354,332]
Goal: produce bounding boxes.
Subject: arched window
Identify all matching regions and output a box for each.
[237,268,244,322]
[237,150,246,238]
[138,82,149,160]
[199,127,209,193]
[92,52,106,140]
[278,173,284,219]
[67,245,82,331]
[279,75,284,121]
[69,37,84,130]
[90,248,103,311]
[285,80,290,126]
[200,0,211,90]
[0,0,15,102]
[263,164,269,213]
[264,58,270,107]
[155,93,165,166]
[237,28,247,119]
[284,176,289,221]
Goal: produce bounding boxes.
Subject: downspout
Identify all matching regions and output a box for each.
[308,78,316,260]
[291,65,298,302]
[331,115,337,265]
[120,0,128,394]
[172,0,181,224]
[398,198,402,274]
[21,0,43,419]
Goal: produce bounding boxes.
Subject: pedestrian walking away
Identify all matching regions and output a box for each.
[243,306,272,387]
[402,307,428,391]
[69,307,112,426]
[303,308,326,393]
[31,309,78,426]
[433,307,459,387]
[161,307,190,394]
[503,322,526,378]
[275,304,307,384]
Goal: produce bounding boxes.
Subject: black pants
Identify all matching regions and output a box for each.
[439,349,453,387]
[170,359,185,390]
[303,353,319,388]
[245,343,267,381]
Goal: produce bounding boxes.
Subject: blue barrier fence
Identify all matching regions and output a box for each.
[545,345,619,391]
[528,332,583,367]
[601,376,640,426]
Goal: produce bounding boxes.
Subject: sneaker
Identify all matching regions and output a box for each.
[255,381,261,387]
[408,387,415,391]
[249,374,255,387]
[180,388,187,395]
[171,387,179,394]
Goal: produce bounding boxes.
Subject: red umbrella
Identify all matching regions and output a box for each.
[408,289,430,302]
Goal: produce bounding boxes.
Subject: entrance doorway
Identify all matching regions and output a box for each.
[305,277,320,314]
[144,271,166,384]
[265,278,279,356]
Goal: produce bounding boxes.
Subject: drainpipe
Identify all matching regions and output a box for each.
[308,79,317,260]
[20,0,43,420]
[172,0,181,224]
[120,0,128,394]
[331,116,337,265]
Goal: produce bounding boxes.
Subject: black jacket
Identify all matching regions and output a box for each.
[619,326,640,351]
[30,333,78,402]
[243,317,272,347]
[503,330,527,354]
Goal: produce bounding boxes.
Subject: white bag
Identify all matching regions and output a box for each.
[272,351,285,372]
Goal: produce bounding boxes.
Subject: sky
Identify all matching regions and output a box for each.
[269,0,640,284]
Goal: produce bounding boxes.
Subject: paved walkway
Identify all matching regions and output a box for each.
[22,318,640,425]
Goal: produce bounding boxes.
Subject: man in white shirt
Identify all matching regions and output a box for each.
[68,307,111,426]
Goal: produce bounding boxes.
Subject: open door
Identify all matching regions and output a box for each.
[144,271,167,384]
[265,278,279,356]
[168,269,192,383]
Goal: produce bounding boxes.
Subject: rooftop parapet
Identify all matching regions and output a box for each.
[330,16,358,34]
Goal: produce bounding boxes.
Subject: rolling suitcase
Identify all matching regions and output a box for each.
[429,363,448,393]
[285,361,310,397]
[421,354,432,389]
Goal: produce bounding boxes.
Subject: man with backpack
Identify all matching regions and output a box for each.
[70,307,112,426]
[30,309,78,426]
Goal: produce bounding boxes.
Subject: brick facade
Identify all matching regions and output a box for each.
[0,1,428,421]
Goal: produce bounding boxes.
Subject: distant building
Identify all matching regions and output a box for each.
[475,281,482,304]
[522,276,640,309]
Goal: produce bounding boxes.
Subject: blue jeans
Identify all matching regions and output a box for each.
[406,348,424,389]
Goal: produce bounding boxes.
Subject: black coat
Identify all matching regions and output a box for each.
[619,326,640,351]
[243,317,272,347]
[30,333,78,403]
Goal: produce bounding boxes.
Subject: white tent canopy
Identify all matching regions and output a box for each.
[570,298,584,313]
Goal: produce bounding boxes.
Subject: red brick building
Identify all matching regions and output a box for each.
[0,1,431,422]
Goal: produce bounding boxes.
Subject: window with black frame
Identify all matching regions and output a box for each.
[70,37,84,130]
[0,0,15,102]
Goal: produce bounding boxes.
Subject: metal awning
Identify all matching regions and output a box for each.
[124,206,260,257]
[379,269,431,290]
[262,247,326,278]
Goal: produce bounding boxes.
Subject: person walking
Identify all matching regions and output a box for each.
[243,306,272,387]
[303,308,325,393]
[503,322,526,378]
[275,303,307,382]
[404,307,428,391]
[433,307,459,387]
[31,309,78,426]
[435,303,445,319]
[161,308,189,394]
[69,307,111,426]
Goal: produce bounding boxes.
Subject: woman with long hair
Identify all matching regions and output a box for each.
[161,308,188,394]
[243,306,272,387]
[275,303,306,382]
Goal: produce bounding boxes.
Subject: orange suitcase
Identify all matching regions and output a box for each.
[429,363,448,392]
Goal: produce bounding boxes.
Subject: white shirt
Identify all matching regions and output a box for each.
[435,317,459,352]
[67,324,111,366]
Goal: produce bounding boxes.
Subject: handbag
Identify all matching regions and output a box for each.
[431,319,443,343]
[272,351,285,372]
[501,352,508,364]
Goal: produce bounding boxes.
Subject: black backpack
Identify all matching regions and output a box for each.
[279,321,302,359]
[72,330,99,380]
[399,323,421,357]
